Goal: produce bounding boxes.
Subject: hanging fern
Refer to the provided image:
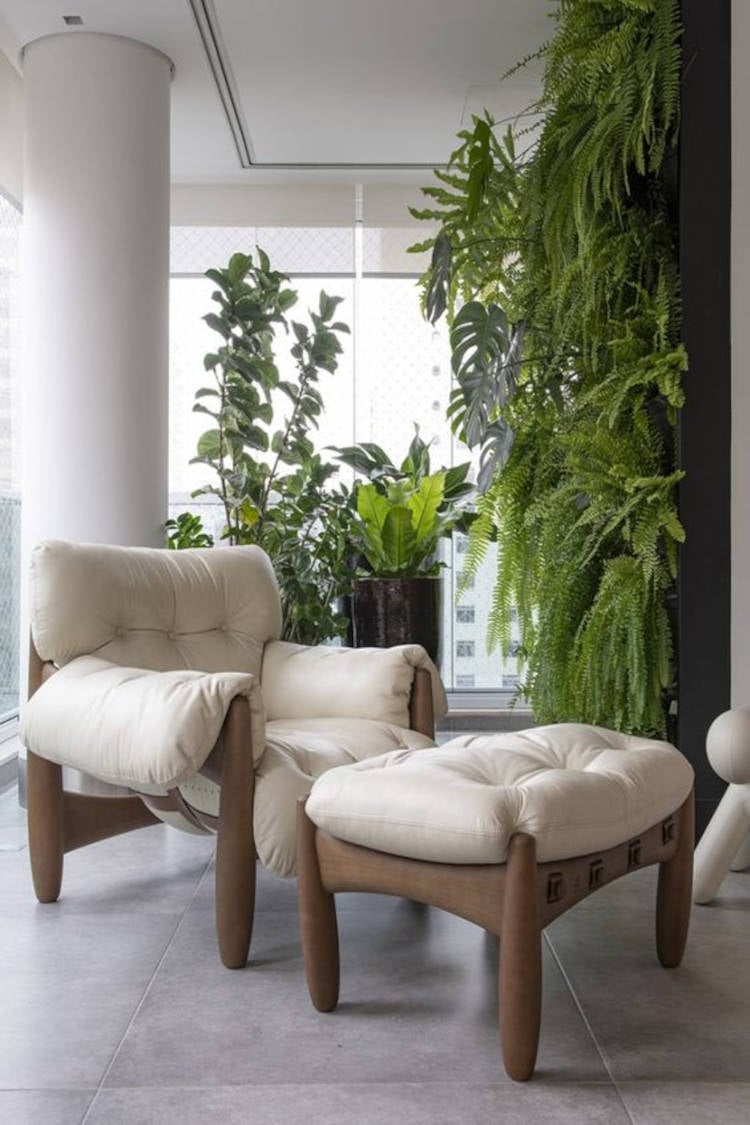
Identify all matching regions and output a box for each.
[413,0,684,736]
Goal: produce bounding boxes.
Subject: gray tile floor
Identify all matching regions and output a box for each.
[0,784,749,1125]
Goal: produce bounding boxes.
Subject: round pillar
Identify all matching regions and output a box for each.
[21,32,172,549]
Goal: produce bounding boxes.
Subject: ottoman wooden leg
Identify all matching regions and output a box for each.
[297,800,340,1012]
[500,833,541,1081]
[656,790,694,968]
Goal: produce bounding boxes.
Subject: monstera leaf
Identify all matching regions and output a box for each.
[425,231,453,325]
[449,300,525,492]
[477,419,515,493]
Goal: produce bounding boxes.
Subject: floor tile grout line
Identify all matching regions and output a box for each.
[543,930,636,1125]
[78,851,215,1125]
[90,1079,622,1092]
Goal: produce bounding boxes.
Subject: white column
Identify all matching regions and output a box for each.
[21,32,172,550]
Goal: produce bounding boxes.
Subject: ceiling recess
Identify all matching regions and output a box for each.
[187,0,438,171]
[187,0,254,168]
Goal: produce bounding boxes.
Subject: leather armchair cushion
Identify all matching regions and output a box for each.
[21,655,264,790]
[306,724,695,865]
[178,717,435,878]
[261,640,448,727]
[30,540,282,676]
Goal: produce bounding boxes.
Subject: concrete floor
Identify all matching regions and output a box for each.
[1,784,749,1125]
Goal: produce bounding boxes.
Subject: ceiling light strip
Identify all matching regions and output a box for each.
[187,0,443,172]
[188,0,255,168]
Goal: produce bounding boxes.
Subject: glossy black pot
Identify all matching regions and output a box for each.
[351,577,440,663]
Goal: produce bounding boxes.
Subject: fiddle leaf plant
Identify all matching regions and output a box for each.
[189,249,353,645]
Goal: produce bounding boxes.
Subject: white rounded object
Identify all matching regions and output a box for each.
[706,708,750,784]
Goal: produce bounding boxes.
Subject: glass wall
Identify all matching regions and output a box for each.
[0,192,21,726]
[168,224,522,699]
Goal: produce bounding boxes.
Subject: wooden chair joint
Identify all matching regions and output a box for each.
[546,871,565,904]
[588,858,604,889]
[627,839,642,869]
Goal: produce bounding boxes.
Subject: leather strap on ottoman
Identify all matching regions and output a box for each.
[297,724,695,1081]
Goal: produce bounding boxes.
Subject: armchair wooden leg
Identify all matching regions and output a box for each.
[215,696,256,969]
[656,790,694,968]
[297,800,340,1012]
[500,833,541,1082]
[26,750,65,903]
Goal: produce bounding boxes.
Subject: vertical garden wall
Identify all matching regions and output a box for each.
[415,0,686,737]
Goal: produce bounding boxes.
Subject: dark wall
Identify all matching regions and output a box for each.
[678,0,732,836]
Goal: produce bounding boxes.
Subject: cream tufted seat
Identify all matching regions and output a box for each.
[305,725,695,865]
[21,540,445,967]
[297,725,695,1081]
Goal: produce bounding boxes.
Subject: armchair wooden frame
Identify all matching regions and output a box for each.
[297,788,694,1080]
[26,641,435,970]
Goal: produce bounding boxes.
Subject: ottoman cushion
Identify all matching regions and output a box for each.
[305,723,694,865]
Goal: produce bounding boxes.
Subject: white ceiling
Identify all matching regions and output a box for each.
[0,0,551,185]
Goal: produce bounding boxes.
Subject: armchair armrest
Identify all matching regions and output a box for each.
[261,641,448,730]
[21,655,264,791]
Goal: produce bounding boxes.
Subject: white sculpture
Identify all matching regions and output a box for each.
[693,707,750,903]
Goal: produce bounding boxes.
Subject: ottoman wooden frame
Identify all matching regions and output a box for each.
[297,788,694,1081]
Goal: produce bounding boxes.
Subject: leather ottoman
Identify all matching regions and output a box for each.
[297,724,695,1080]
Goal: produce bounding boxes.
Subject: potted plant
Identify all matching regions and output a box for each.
[335,428,473,662]
[174,249,355,646]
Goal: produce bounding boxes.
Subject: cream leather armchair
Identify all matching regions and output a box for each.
[21,540,446,968]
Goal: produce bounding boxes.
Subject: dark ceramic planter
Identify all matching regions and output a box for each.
[351,577,440,663]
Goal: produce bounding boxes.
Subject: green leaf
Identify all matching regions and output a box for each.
[450,302,522,450]
[465,117,492,222]
[443,461,472,498]
[356,483,390,538]
[203,312,230,339]
[278,288,298,311]
[319,292,344,321]
[408,472,445,546]
[402,425,431,482]
[382,507,417,572]
[477,419,514,493]
[237,499,260,527]
[425,231,452,324]
[227,252,250,284]
[244,426,269,452]
[336,442,397,477]
[196,429,223,459]
[192,403,220,421]
[204,269,232,295]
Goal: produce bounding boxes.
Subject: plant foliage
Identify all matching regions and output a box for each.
[165,512,214,550]
[412,0,685,736]
[190,250,353,645]
[334,426,475,576]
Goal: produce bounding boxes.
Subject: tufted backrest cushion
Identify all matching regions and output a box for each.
[30,540,282,676]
